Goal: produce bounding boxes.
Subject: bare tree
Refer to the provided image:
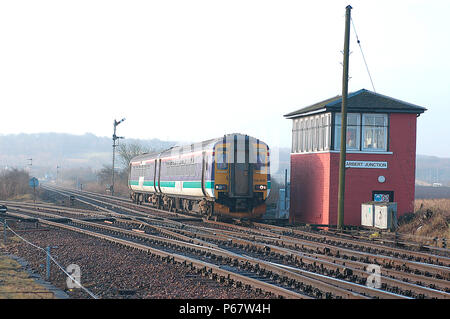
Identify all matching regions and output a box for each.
[0,169,30,200]
[117,142,153,169]
[97,165,113,185]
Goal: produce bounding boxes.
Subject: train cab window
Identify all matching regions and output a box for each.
[217,162,228,170]
[255,151,267,172]
[216,147,228,170]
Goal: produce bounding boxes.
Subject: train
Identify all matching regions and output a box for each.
[128,133,271,219]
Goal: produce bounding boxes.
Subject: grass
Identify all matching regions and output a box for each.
[8,193,34,202]
[0,251,54,299]
[398,199,450,242]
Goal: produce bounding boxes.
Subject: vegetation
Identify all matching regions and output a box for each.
[398,199,450,241]
[0,254,53,299]
[80,142,162,197]
[0,169,30,200]
[117,143,154,169]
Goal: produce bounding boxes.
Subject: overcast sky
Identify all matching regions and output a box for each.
[1,0,449,157]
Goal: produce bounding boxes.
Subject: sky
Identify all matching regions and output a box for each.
[0,0,449,157]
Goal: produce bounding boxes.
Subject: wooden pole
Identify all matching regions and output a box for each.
[337,5,352,230]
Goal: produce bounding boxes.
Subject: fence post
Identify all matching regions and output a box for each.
[46,246,51,281]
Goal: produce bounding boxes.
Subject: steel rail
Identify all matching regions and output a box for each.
[166,221,449,298]
[40,187,450,282]
[16,213,309,299]
[5,209,373,299]
[37,186,450,293]
[254,222,450,266]
[152,221,450,292]
[41,186,188,226]
[202,221,450,280]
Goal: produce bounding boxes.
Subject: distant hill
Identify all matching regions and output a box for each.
[0,133,176,178]
[415,185,450,199]
[0,133,291,180]
[1,133,448,188]
[416,155,450,187]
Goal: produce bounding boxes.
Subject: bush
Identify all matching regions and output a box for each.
[0,169,30,200]
[398,199,450,240]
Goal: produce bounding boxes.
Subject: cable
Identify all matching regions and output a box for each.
[1,222,98,299]
[351,17,376,93]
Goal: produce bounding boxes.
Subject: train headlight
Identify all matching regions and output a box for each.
[255,184,267,191]
[215,184,227,191]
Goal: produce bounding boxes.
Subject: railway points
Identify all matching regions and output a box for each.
[1,184,448,299]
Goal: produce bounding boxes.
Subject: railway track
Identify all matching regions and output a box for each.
[3,184,448,299]
[40,186,450,282]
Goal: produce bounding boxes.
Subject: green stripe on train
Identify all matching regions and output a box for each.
[182,181,201,188]
[129,180,267,190]
[159,181,175,188]
[183,181,214,189]
[129,180,214,189]
[129,181,155,186]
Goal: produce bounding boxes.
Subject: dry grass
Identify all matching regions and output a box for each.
[0,253,54,299]
[398,199,450,241]
[8,193,34,202]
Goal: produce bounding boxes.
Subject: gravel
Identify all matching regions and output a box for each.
[2,225,270,299]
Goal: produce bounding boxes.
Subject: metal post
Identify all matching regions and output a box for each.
[337,5,352,230]
[112,124,116,196]
[111,118,125,197]
[46,246,51,281]
[284,169,288,210]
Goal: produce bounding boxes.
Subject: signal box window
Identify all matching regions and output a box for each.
[334,113,360,151]
[362,114,388,151]
[333,112,388,152]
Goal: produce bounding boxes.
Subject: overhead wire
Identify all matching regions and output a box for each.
[351,17,376,93]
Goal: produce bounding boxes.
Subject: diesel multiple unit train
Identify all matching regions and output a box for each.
[128,133,271,219]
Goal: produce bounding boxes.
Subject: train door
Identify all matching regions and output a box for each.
[234,164,249,195]
[201,151,207,196]
[230,135,252,197]
[155,158,162,193]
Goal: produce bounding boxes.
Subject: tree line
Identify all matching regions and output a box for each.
[0,169,30,200]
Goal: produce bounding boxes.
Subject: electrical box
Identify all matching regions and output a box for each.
[361,202,375,227]
[374,202,398,230]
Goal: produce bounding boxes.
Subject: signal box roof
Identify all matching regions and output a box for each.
[284,89,427,119]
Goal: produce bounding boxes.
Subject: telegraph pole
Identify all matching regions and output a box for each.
[56,165,60,185]
[111,118,125,196]
[27,158,32,174]
[337,5,352,230]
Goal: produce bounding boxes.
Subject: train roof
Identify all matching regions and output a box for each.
[129,133,268,164]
